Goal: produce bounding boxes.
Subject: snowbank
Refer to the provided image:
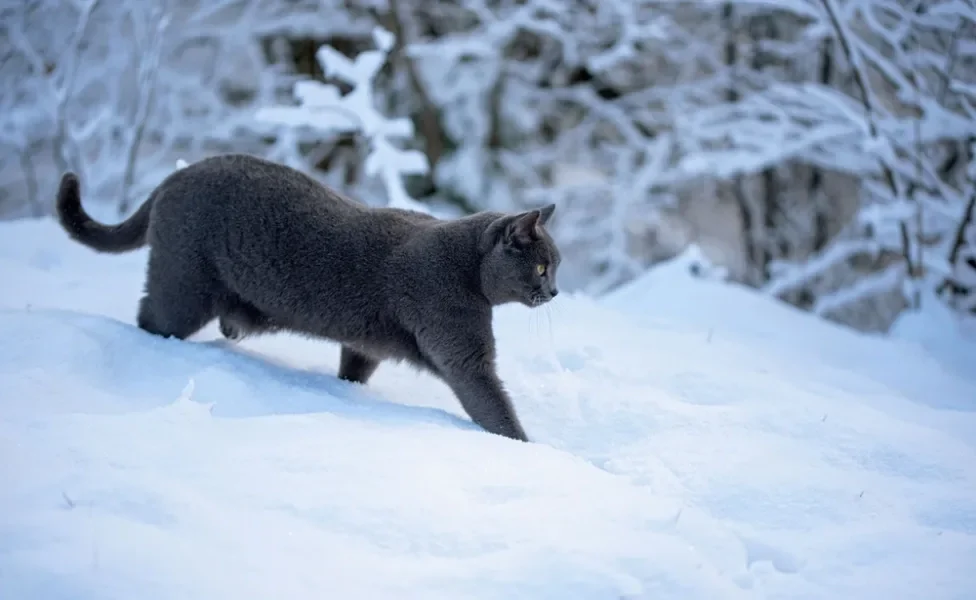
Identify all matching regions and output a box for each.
[2,218,975,599]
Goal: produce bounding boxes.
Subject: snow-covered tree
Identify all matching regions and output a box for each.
[0,0,376,218]
[756,0,976,326]
[4,0,975,335]
[0,0,171,218]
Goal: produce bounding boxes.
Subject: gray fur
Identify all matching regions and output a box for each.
[55,153,562,442]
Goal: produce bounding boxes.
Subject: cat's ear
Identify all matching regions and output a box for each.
[480,208,548,253]
[480,214,517,253]
[538,203,556,226]
[504,210,545,248]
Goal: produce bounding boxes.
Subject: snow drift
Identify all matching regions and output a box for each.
[2,218,975,599]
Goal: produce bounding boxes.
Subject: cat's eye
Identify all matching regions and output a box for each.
[536,264,546,276]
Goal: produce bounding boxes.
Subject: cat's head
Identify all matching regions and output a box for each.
[479,204,561,308]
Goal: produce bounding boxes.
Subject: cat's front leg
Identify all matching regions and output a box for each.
[440,366,529,442]
[411,311,529,441]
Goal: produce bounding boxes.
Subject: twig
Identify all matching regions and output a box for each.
[120,3,171,215]
[384,0,447,177]
[51,0,103,176]
[906,8,967,304]
[819,0,917,303]
[943,188,976,294]
[935,21,974,299]
[19,146,42,217]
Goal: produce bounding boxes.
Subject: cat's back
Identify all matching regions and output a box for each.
[152,153,361,222]
[149,153,444,281]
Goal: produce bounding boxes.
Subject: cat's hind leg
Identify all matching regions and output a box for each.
[136,252,216,340]
[338,346,380,384]
[218,296,279,342]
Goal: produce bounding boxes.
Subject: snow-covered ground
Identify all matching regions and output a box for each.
[2,217,975,600]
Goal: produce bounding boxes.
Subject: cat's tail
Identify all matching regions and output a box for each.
[56,172,153,254]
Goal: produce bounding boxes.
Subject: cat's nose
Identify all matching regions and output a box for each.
[550,288,559,297]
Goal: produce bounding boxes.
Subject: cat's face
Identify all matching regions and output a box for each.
[480,205,561,307]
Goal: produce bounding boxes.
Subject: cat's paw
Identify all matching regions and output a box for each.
[218,318,247,342]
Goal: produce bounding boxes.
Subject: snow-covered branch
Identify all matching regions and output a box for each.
[758,0,976,327]
[0,0,379,218]
[257,27,430,213]
[818,0,916,295]
[119,3,171,215]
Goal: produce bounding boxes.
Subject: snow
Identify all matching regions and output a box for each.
[2,216,976,600]
[890,288,976,384]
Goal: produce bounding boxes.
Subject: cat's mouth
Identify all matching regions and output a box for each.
[528,292,553,307]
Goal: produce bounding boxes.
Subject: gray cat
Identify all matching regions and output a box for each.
[55,153,561,442]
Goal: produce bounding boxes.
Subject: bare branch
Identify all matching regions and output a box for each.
[119,3,171,215]
[819,0,917,303]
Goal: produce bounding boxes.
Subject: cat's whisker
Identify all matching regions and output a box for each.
[544,303,556,348]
